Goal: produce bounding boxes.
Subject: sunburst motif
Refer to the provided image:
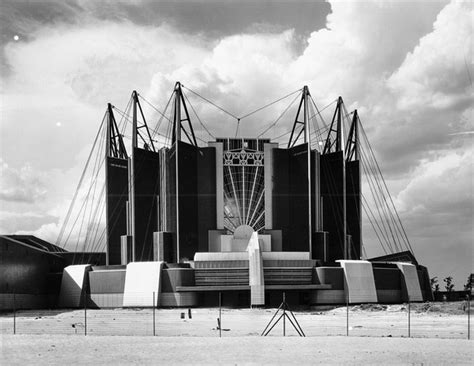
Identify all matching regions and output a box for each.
[218,138,269,233]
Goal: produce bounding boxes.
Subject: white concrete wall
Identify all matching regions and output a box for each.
[220,235,233,251]
[262,252,310,260]
[248,232,265,306]
[58,265,91,308]
[338,260,378,303]
[218,235,271,252]
[194,251,311,262]
[122,261,163,307]
[396,263,423,302]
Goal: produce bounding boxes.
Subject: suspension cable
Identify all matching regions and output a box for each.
[138,92,174,142]
[257,92,301,138]
[57,112,106,248]
[239,88,302,120]
[182,92,216,140]
[181,84,239,120]
[360,147,399,252]
[359,123,414,254]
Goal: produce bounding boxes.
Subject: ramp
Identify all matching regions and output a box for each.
[396,263,423,302]
[122,261,163,307]
[58,264,91,308]
[338,260,378,303]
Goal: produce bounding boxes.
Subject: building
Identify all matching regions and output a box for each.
[0,83,432,309]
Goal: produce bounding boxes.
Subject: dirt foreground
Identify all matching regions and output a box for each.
[1,303,472,365]
[1,334,472,365]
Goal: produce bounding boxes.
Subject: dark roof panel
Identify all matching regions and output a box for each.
[4,235,67,253]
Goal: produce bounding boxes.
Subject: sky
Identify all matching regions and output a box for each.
[0,0,472,289]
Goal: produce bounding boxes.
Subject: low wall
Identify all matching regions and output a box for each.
[123,262,163,307]
[311,267,345,304]
[161,267,198,306]
[88,268,126,308]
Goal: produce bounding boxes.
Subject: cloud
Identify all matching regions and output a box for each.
[0,159,47,203]
[150,30,299,138]
[0,0,331,76]
[335,0,473,176]
[4,21,207,104]
[397,147,473,216]
[14,222,62,244]
[1,21,208,171]
[290,0,447,99]
[0,210,56,233]
[393,144,474,284]
[388,0,473,111]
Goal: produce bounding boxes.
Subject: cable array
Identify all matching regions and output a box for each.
[358,120,414,255]
[56,114,109,262]
[55,83,415,262]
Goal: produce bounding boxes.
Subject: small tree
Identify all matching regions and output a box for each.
[464,275,472,291]
[443,276,454,292]
[430,277,440,292]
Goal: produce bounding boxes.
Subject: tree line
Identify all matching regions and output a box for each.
[430,275,472,292]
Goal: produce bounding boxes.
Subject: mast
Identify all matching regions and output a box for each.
[173,82,181,262]
[130,91,138,261]
[288,86,313,255]
[323,96,348,259]
[304,86,313,257]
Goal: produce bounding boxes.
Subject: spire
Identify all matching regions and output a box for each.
[345,109,359,162]
[131,90,156,151]
[323,96,346,155]
[106,103,128,159]
[287,86,310,148]
[172,82,198,146]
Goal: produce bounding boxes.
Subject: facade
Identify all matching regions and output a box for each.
[86,83,430,308]
[105,86,361,268]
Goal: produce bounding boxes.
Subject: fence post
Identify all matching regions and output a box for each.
[283,292,286,337]
[13,292,16,335]
[84,290,87,336]
[219,292,222,338]
[467,294,470,340]
[153,292,156,337]
[407,296,411,338]
[346,287,349,336]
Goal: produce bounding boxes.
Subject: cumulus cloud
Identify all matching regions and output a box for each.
[397,148,473,217]
[388,0,473,111]
[0,210,56,232]
[0,159,47,203]
[393,143,473,282]
[15,222,62,244]
[4,21,208,105]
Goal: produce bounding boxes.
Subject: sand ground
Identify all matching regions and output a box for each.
[1,303,471,338]
[1,334,472,365]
